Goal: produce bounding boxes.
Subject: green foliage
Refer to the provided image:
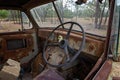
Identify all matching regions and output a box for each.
[0,10,9,19]
[78,8,95,18]
[46,4,57,17]
[63,8,74,18]
[31,0,109,23]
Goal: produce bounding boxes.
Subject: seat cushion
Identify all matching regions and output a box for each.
[34,69,65,80]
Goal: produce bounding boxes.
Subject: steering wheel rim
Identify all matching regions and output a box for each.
[43,21,85,67]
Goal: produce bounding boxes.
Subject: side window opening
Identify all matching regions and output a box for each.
[0,10,32,33]
[21,12,33,29]
[30,3,60,28]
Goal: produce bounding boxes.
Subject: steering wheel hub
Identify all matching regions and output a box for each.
[59,39,67,49]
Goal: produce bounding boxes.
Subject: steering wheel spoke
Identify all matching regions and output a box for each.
[67,46,77,55]
[64,44,70,62]
[47,42,59,46]
[66,23,74,39]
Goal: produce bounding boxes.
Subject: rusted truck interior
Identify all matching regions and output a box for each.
[0,0,119,80]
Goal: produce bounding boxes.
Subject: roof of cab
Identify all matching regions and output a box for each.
[0,0,55,10]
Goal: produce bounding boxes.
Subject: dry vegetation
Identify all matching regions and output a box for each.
[40,18,108,36]
[0,18,107,36]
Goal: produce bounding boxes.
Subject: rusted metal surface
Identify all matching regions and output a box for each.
[34,69,65,80]
[23,0,55,10]
[38,29,105,57]
[85,53,105,80]
[0,0,55,10]
[32,53,45,77]
[45,47,65,65]
[93,60,112,80]
[104,0,115,57]
[0,32,34,63]
[113,77,120,80]
[39,28,106,41]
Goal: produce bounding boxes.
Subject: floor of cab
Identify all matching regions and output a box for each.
[21,73,33,80]
[64,52,98,80]
[108,61,120,80]
[22,52,98,80]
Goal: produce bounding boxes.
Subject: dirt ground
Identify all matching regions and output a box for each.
[40,18,108,36]
[0,18,107,36]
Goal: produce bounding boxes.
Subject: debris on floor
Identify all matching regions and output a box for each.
[0,59,20,80]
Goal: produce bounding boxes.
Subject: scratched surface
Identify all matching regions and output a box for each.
[39,29,105,57]
[108,61,120,80]
[0,31,35,63]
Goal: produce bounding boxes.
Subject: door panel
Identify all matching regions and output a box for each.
[0,30,38,64]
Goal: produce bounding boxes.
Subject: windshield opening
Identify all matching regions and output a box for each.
[30,0,109,37]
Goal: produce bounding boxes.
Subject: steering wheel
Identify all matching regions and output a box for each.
[43,22,85,67]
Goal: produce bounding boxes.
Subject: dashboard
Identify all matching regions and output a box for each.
[39,29,105,58]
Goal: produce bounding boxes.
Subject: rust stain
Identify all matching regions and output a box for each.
[32,53,45,77]
[93,60,112,80]
[0,33,34,63]
[88,43,96,52]
[39,29,105,57]
[113,77,120,80]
